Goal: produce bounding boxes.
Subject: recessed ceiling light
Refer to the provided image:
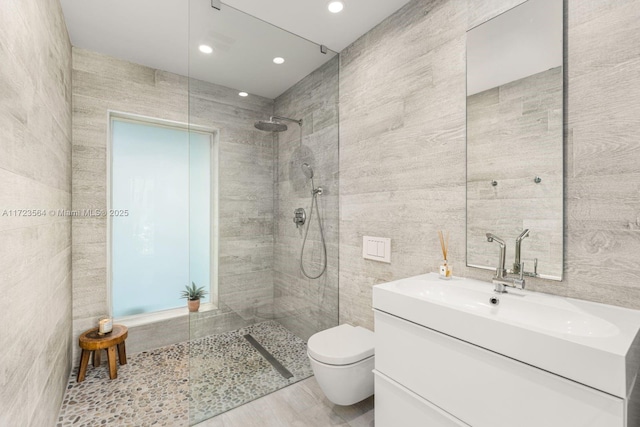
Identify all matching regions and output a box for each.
[273,57,285,65]
[198,44,213,54]
[238,92,248,97]
[328,1,344,13]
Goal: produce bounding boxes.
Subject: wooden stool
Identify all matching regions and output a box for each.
[77,324,128,382]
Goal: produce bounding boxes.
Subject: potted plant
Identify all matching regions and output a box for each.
[180,282,208,312]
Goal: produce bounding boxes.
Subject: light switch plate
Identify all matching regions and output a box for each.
[363,236,391,263]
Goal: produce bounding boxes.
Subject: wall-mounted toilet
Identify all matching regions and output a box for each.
[307,324,375,406]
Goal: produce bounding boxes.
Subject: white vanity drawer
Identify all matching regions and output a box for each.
[374,370,469,427]
[375,310,624,427]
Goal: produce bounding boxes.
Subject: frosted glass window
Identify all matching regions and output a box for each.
[111,118,212,317]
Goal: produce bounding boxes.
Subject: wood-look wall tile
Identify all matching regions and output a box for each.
[467,0,526,29]
[339,0,640,329]
[72,48,157,87]
[0,0,72,423]
[273,57,339,339]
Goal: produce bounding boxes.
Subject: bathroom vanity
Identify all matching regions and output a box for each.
[372,273,640,427]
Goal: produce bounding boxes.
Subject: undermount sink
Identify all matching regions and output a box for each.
[394,278,620,338]
[373,273,640,398]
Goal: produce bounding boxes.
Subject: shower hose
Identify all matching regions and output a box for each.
[300,188,327,279]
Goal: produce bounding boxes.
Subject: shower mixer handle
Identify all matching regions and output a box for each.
[293,208,306,228]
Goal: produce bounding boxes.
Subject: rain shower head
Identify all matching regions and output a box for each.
[301,163,314,179]
[254,115,302,132]
[254,119,288,132]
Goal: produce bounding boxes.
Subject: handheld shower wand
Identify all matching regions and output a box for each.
[300,163,327,279]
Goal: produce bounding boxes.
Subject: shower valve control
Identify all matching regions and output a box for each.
[293,208,306,228]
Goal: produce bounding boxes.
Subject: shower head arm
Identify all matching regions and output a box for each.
[270,116,303,126]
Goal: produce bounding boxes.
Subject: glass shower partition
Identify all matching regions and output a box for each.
[186,2,340,424]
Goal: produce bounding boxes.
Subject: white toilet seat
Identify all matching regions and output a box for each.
[308,352,374,367]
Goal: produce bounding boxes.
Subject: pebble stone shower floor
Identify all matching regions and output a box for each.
[56,321,314,426]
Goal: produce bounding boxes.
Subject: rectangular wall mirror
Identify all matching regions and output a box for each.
[466,0,564,280]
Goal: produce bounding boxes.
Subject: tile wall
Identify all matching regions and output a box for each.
[71,48,275,359]
[273,57,340,340]
[0,0,73,425]
[339,0,640,329]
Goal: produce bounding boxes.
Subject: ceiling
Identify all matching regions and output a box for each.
[60,0,412,99]
[223,0,413,52]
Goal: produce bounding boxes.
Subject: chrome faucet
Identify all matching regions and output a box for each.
[512,229,530,274]
[486,233,506,279]
[486,232,525,293]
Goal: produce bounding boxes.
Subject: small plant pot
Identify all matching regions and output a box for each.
[188,299,200,312]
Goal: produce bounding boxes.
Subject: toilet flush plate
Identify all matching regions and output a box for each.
[363,236,391,263]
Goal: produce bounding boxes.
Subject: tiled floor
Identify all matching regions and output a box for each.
[57,321,317,426]
[196,377,374,427]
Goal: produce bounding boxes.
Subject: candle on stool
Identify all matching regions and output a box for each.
[99,317,113,334]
